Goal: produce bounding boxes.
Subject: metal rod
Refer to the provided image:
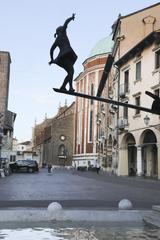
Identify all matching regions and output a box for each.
[53,88,160,115]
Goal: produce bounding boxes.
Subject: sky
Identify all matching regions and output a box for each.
[0,0,158,141]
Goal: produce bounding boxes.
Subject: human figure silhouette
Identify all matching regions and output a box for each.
[49,14,77,92]
[145,91,160,114]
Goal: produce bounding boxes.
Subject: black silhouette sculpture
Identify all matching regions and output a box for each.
[49,14,77,92]
[145,91,160,114]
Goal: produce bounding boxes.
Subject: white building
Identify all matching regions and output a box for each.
[111,3,160,178]
[12,140,39,164]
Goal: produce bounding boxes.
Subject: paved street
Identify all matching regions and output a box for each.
[0,168,160,209]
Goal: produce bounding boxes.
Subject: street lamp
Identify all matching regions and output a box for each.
[144,115,150,126]
[144,115,160,131]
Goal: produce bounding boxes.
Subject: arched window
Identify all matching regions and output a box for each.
[89,110,93,142]
[108,135,112,146]
[90,83,94,105]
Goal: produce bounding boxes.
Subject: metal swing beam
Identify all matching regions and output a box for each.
[53,88,160,116]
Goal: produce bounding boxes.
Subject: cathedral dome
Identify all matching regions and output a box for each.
[88,34,114,59]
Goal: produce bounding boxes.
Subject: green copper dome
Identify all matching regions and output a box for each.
[88,34,114,58]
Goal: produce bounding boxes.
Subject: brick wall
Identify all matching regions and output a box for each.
[51,107,74,166]
[0,52,11,123]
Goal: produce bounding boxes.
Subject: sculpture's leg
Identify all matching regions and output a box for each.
[60,67,74,92]
[68,67,74,91]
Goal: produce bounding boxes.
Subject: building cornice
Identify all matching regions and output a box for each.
[114,31,160,67]
[112,2,160,41]
[121,2,160,20]
[0,51,11,63]
[74,65,105,83]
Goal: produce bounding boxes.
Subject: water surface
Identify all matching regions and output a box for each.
[0,222,159,240]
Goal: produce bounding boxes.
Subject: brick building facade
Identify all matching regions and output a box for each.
[51,103,75,166]
[0,52,11,114]
[0,51,16,160]
[73,35,114,169]
[32,102,75,167]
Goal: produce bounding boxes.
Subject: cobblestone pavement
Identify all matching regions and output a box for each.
[0,168,159,209]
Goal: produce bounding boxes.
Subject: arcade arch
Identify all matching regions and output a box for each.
[120,133,137,176]
[139,129,157,178]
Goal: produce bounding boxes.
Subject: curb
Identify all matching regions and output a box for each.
[0,208,152,223]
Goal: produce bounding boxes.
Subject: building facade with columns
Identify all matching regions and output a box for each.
[73,35,114,169]
[111,2,160,178]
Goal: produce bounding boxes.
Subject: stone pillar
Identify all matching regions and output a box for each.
[157,144,160,180]
[137,146,142,176]
[118,148,128,176]
[146,145,152,177]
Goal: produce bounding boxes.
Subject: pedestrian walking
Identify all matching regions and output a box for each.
[47,164,52,174]
[95,160,100,174]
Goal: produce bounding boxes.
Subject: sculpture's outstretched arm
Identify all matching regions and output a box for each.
[63,14,75,30]
[49,42,56,64]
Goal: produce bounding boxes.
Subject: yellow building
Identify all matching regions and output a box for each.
[111,3,160,178]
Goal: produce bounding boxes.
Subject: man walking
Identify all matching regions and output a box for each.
[95,160,100,174]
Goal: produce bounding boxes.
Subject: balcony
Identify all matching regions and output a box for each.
[119,84,129,98]
[118,118,128,130]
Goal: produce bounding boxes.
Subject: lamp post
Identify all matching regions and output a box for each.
[144,115,160,131]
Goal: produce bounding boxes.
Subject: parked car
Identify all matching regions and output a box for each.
[77,166,87,171]
[10,160,39,173]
